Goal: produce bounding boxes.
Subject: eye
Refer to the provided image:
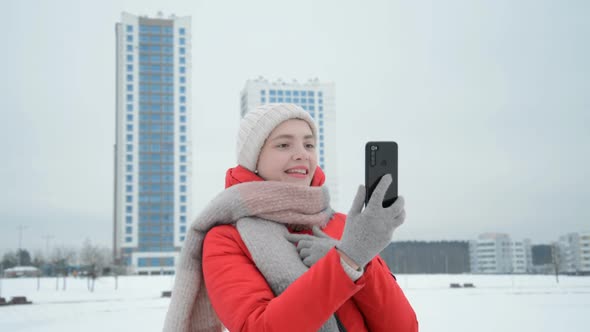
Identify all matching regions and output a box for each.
[305,143,315,149]
[276,143,289,148]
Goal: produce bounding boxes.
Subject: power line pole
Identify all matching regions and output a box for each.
[42,235,54,253]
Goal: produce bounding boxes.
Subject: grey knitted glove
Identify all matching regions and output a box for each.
[285,226,339,267]
[337,174,406,268]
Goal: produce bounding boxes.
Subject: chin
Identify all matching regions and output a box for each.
[283,177,311,186]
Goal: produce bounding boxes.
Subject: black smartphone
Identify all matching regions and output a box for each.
[365,141,398,208]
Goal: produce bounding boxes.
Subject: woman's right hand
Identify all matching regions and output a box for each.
[285,226,339,267]
[336,174,406,268]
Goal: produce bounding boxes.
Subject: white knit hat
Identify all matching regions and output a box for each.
[237,103,318,171]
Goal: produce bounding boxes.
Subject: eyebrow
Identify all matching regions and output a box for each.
[270,134,315,141]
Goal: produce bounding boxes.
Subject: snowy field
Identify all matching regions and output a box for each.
[1,274,589,331]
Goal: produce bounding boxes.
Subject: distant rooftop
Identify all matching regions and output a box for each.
[121,11,190,20]
[247,76,329,86]
[3,266,40,272]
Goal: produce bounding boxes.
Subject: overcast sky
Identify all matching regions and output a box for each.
[1,0,589,255]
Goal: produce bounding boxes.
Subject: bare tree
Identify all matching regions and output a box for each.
[79,239,111,292]
[31,250,46,268]
[31,250,46,290]
[551,242,560,283]
[1,251,18,269]
[50,246,77,291]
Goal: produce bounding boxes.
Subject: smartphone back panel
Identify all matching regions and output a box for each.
[365,141,398,207]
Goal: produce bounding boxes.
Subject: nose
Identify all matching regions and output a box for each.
[292,146,310,161]
[293,152,309,161]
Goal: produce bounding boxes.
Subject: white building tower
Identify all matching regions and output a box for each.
[240,77,339,207]
[114,12,192,274]
[557,232,590,274]
[511,239,533,273]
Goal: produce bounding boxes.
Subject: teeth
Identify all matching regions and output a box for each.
[286,169,306,174]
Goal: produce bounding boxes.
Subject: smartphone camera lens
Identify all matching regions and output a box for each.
[371,145,378,151]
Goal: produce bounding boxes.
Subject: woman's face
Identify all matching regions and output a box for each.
[256,119,318,186]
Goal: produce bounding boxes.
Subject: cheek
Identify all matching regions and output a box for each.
[310,154,318,168]
[257,152,286,175]
[257,148,274,169]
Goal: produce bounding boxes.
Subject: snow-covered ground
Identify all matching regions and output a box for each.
[1,274,588,331]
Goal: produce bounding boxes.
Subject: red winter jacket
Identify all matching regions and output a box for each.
[202,166,418,332]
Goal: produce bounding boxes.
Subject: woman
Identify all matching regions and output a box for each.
[163,103,418,332]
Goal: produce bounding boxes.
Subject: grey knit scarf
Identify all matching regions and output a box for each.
[163,181,339,332]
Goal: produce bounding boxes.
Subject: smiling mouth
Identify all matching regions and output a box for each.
[285,169,308,175]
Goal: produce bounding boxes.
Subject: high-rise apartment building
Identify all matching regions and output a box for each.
[114,12,192,274]
[511,239,533,273]
[469,233,532,274]
[240,77,339,206]
[557,231,590,274]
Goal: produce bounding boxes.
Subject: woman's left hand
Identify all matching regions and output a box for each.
[285,226,339,267]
